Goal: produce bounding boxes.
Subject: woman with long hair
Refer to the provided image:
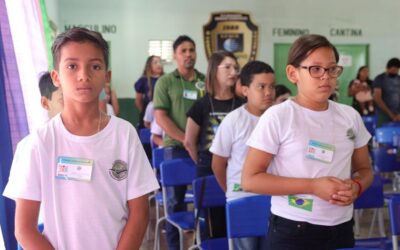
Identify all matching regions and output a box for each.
[134,55,163,128]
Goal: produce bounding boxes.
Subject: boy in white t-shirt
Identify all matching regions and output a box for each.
[143,101,164,147]
[210,61,276,250]
[3,27,159,250]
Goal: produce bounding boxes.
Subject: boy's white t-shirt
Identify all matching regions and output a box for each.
[210,105,260,201]
[247,99,371,226]
[3,114,159,250]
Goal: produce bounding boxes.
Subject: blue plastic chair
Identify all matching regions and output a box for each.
[139,127,151,144]
[226,195,271,250]
[375,126,400,146]
[389,195,400,250]
[154,158,197,250]
[191,176,228,250]
[354,175,388,249]
[362,115,376,137]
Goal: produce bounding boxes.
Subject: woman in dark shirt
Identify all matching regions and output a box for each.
[134,55,163,127]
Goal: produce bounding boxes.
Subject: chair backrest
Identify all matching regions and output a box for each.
[389,195,400,236]
[193,176,226,209]
[375,126,400,145]
[354,175,384,209]
[226,195,271,238]
[160,158,197,187]
[362,115,376,137]
[152,147,165,171]
[371,148,400,173]
[139,128,151,145]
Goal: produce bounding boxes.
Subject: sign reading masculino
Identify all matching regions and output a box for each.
[203,12,258,67]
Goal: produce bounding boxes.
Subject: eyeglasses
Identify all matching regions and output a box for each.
[299,65,343,78]
[218,64,240,73]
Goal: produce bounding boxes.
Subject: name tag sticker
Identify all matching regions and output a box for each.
[183,89,198,100]
[56,156,93,182]
[305,140,335,164]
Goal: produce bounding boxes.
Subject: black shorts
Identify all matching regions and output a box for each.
[266,213,354,250]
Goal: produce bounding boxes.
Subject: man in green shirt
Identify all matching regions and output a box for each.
[153,35,205,250]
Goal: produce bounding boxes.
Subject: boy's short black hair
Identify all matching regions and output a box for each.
[38,71,58,99]
[275,84,292,97]
[52,27,109,70]
[386,58,400,69]
[240,61,274,86]
[173,35,195,52]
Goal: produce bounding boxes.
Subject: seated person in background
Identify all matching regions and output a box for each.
[143,101,164,147]
[99,80,119,116]
[211,60,276,249]
[348,66,374,116]
[274,84,292,104]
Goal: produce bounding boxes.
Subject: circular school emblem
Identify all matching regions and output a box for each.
[109,160,128,181]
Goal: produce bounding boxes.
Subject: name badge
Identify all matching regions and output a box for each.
[305,140,335,164]
[183,89,198,100]
[56,156,93,182]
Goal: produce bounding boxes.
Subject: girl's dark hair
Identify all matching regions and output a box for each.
[142,55,164,100]
[52,27,109,70]
[240,61,274,87]
[205,51,237,96]
[275,84,292,98]
[287,34,339,67]
[38,71,58,99]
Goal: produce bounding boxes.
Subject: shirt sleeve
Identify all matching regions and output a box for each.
[153,76,171,110]
[134,77,146,93]
[246,109,280,155]
[353,111,372,148]
[372,74,384,89]
[186,98,204,126]
[127,127,159,200]
[143,102,154,123]
[3,135,42,201]
[209,113,234,158]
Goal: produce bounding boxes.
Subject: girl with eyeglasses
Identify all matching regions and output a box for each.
[241,34,373,250]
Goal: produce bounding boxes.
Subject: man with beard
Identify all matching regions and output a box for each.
[373,58,400,126]
[153,35,205,250]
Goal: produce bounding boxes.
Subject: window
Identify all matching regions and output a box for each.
[148,40,173,63]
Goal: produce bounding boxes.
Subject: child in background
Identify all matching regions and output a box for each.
[210,61,276,249]
[4,27,159,250]
[274,84,292,104]
[242,34,373,250]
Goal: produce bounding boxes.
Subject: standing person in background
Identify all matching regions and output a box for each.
[210,61,276,249]
[184,51,243,177]
[184,51,243,241]
[348,66,374,116]
[242,34,373,250]
[153,35,205,250]
[134,55,164,128]
[373,58,400,126]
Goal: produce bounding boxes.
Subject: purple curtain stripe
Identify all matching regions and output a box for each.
[0,0,29,152]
